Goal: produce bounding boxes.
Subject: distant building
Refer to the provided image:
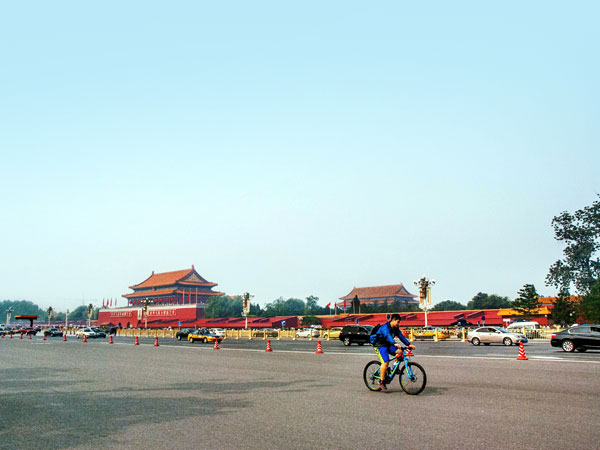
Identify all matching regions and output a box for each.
[97,266,224,328]
[337,284,418,309]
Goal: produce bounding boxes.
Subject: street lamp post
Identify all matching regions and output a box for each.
[242,292,253,330]
[87,304,93,328]
[414,276,435,328]
[48,306,53,328]
[143,299,149,329]
[6,307,14,326]
[65,309,69,329]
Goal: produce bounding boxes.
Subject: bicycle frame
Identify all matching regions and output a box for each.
[377,349,414,382]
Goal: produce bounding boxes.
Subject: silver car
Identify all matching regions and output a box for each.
[467,327,527,346]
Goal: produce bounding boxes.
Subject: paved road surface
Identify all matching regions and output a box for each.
[1,336,599,449]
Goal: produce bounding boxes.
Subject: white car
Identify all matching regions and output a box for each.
[295,328,320,338]
[76,328,98,339]
[210,328,225,337]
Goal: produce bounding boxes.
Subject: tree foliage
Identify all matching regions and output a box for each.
[466,293,511,310]
[431,300,467,311]
[205,296,243,318]
[0,300,46,322]
[547,195,600,295]
[551,289,579,327]
[511,284,541,319]
[581,278,600,323]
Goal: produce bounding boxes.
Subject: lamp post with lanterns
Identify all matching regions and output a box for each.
[242,292,253,330]
[414,276,435,328]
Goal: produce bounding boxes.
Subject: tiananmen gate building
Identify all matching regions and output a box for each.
[97,266,224,328]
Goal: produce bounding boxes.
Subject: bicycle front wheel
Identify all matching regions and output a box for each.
[398,362,427,395]
[363,360,382,391]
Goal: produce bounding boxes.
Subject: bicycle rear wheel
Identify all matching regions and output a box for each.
[398,362,427,395]
[363,360,382,391]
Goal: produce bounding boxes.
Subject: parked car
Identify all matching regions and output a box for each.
[188,328,222,344]
[175,328,192,341]
[322,327,343,339]
[18,327,38,336]
[92,328,107,338]
[506,321,540,331]
[551,324,600,352]
[76,328,98,339]
[339,325,374,346]
[295,328,320,338]
[44,328,63,337]
[210,328,225,337]
[467,327,527,346]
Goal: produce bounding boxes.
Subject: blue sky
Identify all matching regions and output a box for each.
[1,1,598,311]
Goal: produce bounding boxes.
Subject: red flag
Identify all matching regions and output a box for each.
[326,302,331,308]
[110,298,112,307]
[102,298,105,307]
[343,300,347,310]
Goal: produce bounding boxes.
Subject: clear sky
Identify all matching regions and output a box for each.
[1,1,598,312]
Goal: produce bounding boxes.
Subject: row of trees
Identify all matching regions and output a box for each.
[0,300,99,323]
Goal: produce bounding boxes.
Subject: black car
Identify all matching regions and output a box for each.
[175,328,192,341]
[551,325,600,352]
[44,328,63,337]
[92,328,107,338]
[339,325,373,346]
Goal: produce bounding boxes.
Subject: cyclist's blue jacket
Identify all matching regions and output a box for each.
[372,322,410,347]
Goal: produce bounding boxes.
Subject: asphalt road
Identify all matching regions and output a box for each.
[1,336,599,450]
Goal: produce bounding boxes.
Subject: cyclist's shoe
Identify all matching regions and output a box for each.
[378,380,387,391]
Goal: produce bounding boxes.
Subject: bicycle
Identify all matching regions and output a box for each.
[363,347,427,394]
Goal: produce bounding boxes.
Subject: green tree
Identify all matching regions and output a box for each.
[431,300,467,311]
[301,315,321,326]
[466,293,511,309]
[305,295,319,315]
[205,296,243,318]
[546,195,600,295]
[512,284,541,319]
[0,300,46,321]
[581,278,600,323]
[551,289,578,327]
[66,305,89,321]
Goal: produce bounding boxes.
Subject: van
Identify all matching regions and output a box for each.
[506,321,539,331]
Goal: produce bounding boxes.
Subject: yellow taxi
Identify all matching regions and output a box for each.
[412,327,450,340]
[188,328,223,344]
[322,327,343,340]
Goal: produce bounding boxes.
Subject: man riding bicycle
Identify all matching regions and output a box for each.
[371,313,415,391]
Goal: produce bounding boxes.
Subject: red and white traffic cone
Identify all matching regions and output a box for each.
[83,335,88,343]
[154,336,159,347]
[517,341,528,360]
[108,335,114,344]
[19,333,23,340]
[265,340,273,352]
[213,339,220,350]
[134,336,139,346]
[63,332,67,342]
[28,333,32,340]
[42,333,47,341]
[315,340,324,354]
[10,333,13,339]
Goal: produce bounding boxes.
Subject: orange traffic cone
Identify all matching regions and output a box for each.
[154,336,159,347]
[315,340,324,354]
[517,341,528,360]
[28,333,32,340]
[10,333,13,339]
[63,333,67,342]
[213,339,220,350]
[108,335,114,344]
[265,340,273,352]
[42,333,46,341]
[134,336,139,346]
[83,335,88,343]
[20,333,23,340]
